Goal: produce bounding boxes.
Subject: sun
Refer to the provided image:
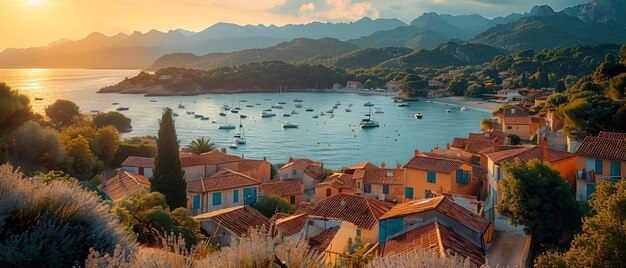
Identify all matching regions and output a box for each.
[27,0,46,6]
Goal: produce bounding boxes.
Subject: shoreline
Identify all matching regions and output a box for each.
[425,96,499,112]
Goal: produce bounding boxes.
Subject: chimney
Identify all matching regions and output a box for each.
[397,163,402,169]
[289,157,293,162]
[414,148,420,156]
[494,138,501,152]
[381,162,386,169]
[540,134,548,161]
[446,143,450,150]
[434,145,439,150]
[220,148,227,154]
[117,168,124,180]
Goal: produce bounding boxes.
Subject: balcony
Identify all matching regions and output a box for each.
[577,170,624,183]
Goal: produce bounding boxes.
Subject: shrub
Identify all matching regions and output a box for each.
[45,99,80,127]
[93,111,132,133]
[112,142,156,167]
[14,121,65,166]
[368,248,483,268]
[252,195,296,218]
[0,164,135,267]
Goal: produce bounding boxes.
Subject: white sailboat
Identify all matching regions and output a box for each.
[360,106,380,128]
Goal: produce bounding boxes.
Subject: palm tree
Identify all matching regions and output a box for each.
[187,137,215,154]
[481,118,495,131]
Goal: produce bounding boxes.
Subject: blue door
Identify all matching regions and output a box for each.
[586,184,596,200]
[243,187,257,205]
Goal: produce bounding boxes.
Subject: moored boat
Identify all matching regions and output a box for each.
[116,107,129,111]
[282,121,299,128]
[218,124,236,130]
[305,108,314,112]
[414,113,423,119]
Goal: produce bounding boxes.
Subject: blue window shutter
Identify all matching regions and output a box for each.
[212,192,222,206]
[427,172,436,183]
[610,161,621,177]
[405,187,414,199]
[456,169,463,183]
[364,183,371,193]
[233,190,239,203]
[192,196,200,209]
[586,184,596,200]
[382,185,389,194]
[356,229,361,237]
[425,190,431,198]
[595,159,603,174]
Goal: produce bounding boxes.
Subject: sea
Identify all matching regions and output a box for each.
[0,68,489,169]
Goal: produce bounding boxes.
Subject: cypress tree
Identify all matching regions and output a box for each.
[151,107,186,209]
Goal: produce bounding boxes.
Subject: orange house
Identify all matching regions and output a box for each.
[403,152,484,202]
[314,173,355,201]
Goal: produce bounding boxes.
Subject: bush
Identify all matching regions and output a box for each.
[0,164,135,267]
[14,121,65,166]
[45,99,80,127]
[252,195,296,218]
[93,111,132,133]
[112,142,156,167]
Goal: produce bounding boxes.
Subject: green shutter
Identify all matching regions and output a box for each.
[405,187,414,199]
[212,192,222,206]
[610,161,621,177]
[595,159,603,174]
[233,190,239,203]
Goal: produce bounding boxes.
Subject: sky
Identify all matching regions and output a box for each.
[0,0,588,50]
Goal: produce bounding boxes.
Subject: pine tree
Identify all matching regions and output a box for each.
[151,107,187,209]
[555,80,566,93]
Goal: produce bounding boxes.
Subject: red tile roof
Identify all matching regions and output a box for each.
[308,193,394,230]
[237,159,268,172]
[404,155,465,174]
[274,213,307,237]
[308,226,340,250]
[281,158,324,179]
[576,135,626,161]
[597,131,626,140]
[186,168,261,193]
[98,171,150,201]
[503,116,531,125]
[260,181,303,197]
[379,196,489,232]
[194,206,270,237]
[353,168,404,185]
[464,139,496,154]
[349,162,379,170]
[486,146,575,164]
[467,133,486,140]
[384,221,485,266]
[181,151,242,167]
[121,156,154,168]
[488,130,509,140]
[451,138,468,148]
[317,173,354,189]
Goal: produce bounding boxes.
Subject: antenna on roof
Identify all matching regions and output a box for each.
[340,199,346,208]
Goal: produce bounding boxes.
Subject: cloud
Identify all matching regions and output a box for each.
[269,0,380,21]
[299,2,315,13]
[209,0,288,12]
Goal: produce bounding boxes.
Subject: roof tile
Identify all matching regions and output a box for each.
[194,206,270,237]
[308,193,394,230]
[187,168,261,193]
[404,155,465,174]
[98,171,150,201]
[576,135,626,161]
[260,181,303,197]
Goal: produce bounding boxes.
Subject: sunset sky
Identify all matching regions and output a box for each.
[0,0,587,50]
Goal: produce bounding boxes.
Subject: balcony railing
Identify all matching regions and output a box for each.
[576,170,595,181]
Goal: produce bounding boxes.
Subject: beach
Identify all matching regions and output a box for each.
[426,96,500,112]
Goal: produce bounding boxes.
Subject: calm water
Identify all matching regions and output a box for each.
[0,69,489,169]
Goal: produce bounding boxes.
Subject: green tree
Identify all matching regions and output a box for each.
[560,93,620,139]
[401,74,428,96]
[446,78,468,96]
[113,191,203,248]
[545,93,567,108]
[93,111,132,133]
[252,195,296,218]
[481,118,495,131]
[14,121,65,166]
[555,80,566,93]
[64,135,95,177]
[465,84,485,98]
[95,126,120,166]
[612,105,626,132]
[0,83,33,135]
[496,159,581,247]
[609,73,626,100]
[45,99,80,127]
[187,137,215,155]
[535,179,626,267]
[508,134,521,145]
[39,170,78,184]
[151,108,186,209]
[620,44,626,64]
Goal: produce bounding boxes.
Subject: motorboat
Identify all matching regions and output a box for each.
[229,142,238,149]
[246,105,254,108]
[239,99,247,102]
[320,112,325,116]
[112,102,119,105]
[219,112,226,116]
[333,105,339,109]
[261,111,276,118]
[375,108,384,114]
[150,100,157,102]
[223,105,230,110]
[283,113,291,117]
[201,116,209,120]
[194,114,203,118]
[295,104,303,108]
[173,112,179,117]
[312,115,319,118]
[335,101,341,106]
[364,101,374,107]
[290,110,298,114]
[263,109,272,112]
[218,124,236,130]
[264,98,272,101]
[282,121,299,128]
[278,101,287,104]
[231,110,239,113]
[116,107,129,111]
[34,97,44,101]
[461,107,467,111]
[445,109,451,113]
[414,113,423,119]
[240,114,247,119]
[360,106,380,129]
[186,111,195,115]
[326,109,334,113]
[398,103,409,107]
[294,98,303,102]
[271,104,284,109]
[345,108,352,112]
[305,108,314,112]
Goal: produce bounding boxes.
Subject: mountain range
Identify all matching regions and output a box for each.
[1,0,624,70]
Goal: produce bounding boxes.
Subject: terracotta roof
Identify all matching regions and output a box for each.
[467,133,486,140]
[576,135,626,161]
[486,146,575,164]
[451,138,468,148]
[275,213,307,237]
[269,212,291,222]
[181,151,242,167]
[281,158,324,179]
[194,206,270,237]
[308,226,340,250]
[295,201,314,215]
[121,156,154,168]
[502,116,531,125]
[260,181,303,197]
[380,196,489,232]
[308,193,394,230]
[488,130,508,140]
[353,168,404,185]
[384,221,485,266]
[404,155,465,174]
[597,131,626,140]
[186,168,261,193]
[425,150,473,164]
[464,139,495,154]
[349,162,379,170]
[317,173,354,189]
[98,171,150,201]
[237,159,268,172]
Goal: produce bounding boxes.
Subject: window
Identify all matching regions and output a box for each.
[456,169,469,184]
[292,170,297,176]
[356,229,361,237]
[610,161,621,177]
[405,187,414,199]
[382,185,389,194]
[289,195,296,204]
[357,182,361,189]
[425,190,431,198]
[427,172,436,183]
[326,188,332,197]
[586,184,596,200]
[233,190,239,203]
[192,196,200,209]
[507,126,512,130]
[364,183,371,193]
[595,159,603,174]
[212,192,222,206]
